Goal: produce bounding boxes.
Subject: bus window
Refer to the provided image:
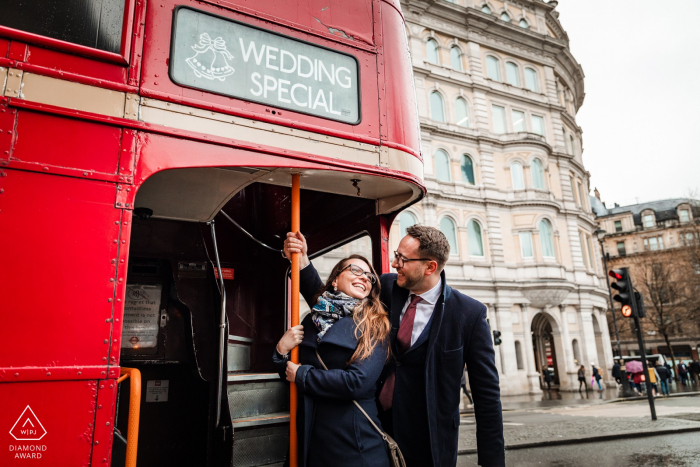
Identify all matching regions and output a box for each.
[2,0,126,54]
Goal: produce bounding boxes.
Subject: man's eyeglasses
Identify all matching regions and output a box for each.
[340,264,377,284]
[393,251,433,268]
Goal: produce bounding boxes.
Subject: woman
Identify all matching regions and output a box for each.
[577,365,586,392]
[273,255,391,467]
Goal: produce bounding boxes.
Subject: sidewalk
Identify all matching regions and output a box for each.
[458,394,700,454]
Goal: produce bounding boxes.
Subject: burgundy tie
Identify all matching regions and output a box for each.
[379,294,422,411]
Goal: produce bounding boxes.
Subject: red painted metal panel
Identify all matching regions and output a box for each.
[11,111,122,175]
[140,0,381,144]
[0,99,15,160]
[110,210,133,367]
[8,41,28,62]
[0,38,9,57]
[91,382,118,467]
[0,170,120,370]
[0,380,96,466]
[22,45,128,84]
[376,1,421,160]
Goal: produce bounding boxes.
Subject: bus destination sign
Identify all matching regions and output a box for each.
[170,8,360,124]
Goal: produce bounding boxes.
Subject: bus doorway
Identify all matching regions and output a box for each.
[116,167,403,466]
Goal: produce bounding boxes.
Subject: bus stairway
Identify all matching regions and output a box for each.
[227,340,289,467]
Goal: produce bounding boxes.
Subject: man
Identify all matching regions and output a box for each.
[284,226,505,467]
[612,360,621,385]
[689,360,700,386]
[655,361,670,396]
[678,361,689,386]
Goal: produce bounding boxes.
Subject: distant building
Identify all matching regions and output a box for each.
[592,194,700,363]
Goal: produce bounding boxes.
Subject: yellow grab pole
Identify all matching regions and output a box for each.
[119,367,142,467]
[289,173,301,467]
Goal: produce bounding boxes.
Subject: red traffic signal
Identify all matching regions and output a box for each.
[609,269,624,280]
[609,268,636,318]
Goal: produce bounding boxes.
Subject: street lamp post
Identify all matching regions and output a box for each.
[595,228,623,358]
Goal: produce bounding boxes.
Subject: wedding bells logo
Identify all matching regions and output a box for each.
[186,33,235,81]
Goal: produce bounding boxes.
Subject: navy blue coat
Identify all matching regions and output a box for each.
[300,263,505,467]
[273,301,390,467]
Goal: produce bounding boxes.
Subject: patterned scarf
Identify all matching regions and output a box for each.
[311,290,364,342]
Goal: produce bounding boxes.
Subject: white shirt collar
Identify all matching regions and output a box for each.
[414,278,442,306]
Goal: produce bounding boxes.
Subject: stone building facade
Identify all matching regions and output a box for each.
[306,0,613,395]
[592,196,700,363]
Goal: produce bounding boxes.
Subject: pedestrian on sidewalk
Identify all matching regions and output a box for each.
[612,360,622,384]
[689,360,700,386]
[543,368,553,390]
[460,367,473,406]
[591,362,602,391]
[655,361,670,396]
[678,361,689,386]
[647,360,659,397]
[577,365,587,392]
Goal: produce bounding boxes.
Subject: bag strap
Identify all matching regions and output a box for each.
[314,350,389,441]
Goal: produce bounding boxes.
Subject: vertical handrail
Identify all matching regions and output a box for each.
[117,367,142,467]
[209,220,227,428]
[289,174,300,467]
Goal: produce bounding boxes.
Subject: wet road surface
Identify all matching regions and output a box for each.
[457,431,700,466]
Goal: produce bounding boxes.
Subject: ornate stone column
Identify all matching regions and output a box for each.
[579,305,599,370]
[494,304,519,394]
[558,304,576,390]
[520,305,541,394]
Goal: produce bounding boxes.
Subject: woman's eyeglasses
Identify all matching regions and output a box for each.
[340,264,377,284]
[393,251,433,268]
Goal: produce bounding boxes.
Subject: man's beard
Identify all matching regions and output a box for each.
[397,269,422,290]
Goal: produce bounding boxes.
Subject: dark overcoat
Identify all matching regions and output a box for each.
[273,295,390,467]
[300,263,505,467]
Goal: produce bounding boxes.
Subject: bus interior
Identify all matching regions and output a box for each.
[115,167,419,466]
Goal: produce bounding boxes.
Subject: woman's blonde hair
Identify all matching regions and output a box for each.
[314,255,391,363]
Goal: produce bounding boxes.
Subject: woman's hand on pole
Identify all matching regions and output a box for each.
[277,324,304,355]
[284,231,310,268]
[286,361,301,382]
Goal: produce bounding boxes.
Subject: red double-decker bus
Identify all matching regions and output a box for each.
[0,0,422,465]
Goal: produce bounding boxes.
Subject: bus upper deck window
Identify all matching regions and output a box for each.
[2,0,126,54]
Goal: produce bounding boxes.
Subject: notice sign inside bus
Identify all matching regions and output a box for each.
[170,7,360,124]
[122,284,162,349]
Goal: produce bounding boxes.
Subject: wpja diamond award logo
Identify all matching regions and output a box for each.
[9,406,47,459]
[186,33,235,81]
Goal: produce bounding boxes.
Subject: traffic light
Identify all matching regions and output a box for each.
[492,330,502,346]
[609,268,636,318]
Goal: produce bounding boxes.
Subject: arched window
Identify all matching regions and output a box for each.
[519,19,529,29]
[506,62,520,86]
[440,217,458,255]
[430,91,445,122]
[563,128,571,154]
[570,135,577,157]
[572,339,581,365]
[525,67,538,92]
[461,155,475,184]
[501,12,511,22]
[539,219,555,258]
[399,211,417,237]
[426,39,439,64]
[486,56,500,81]
[510,161,524,190]
[467,220,484,256]
[455,97,469,127]
[434,149,451,182]
[531,158,545,189]
[450,46,462,71]
[481,4,492,14]
[515,341,524,369]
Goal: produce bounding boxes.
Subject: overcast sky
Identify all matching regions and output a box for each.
[555,1,700,208]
